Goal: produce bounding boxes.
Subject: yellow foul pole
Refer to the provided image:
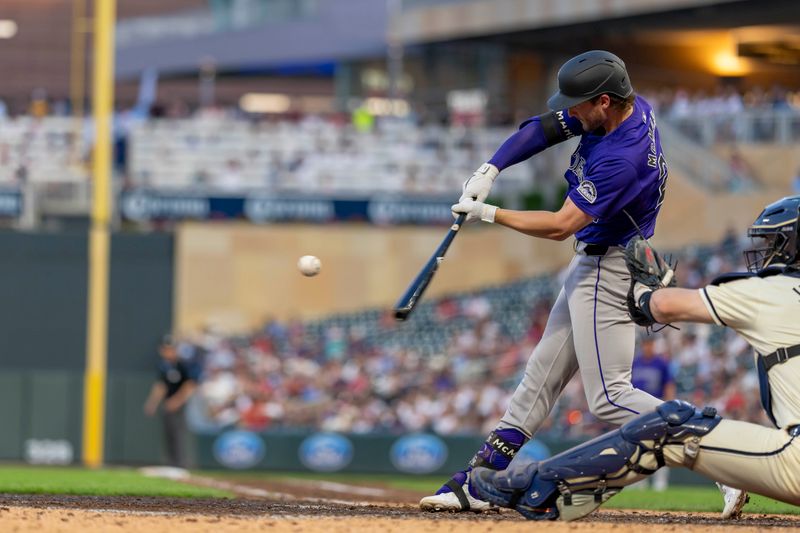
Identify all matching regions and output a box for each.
[83,0,116,468]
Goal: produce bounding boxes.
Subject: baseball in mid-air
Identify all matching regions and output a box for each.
[297,255,321,277]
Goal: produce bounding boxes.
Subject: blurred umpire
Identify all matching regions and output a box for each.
[470,195,800,521]
[144,335,199,469]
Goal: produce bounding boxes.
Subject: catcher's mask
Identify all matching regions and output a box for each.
[745,195,800,272]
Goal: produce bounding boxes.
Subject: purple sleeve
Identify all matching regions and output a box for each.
[568,157,640,220]
[488,111,583,171]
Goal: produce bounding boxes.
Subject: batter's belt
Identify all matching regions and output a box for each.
[574,241,610,256]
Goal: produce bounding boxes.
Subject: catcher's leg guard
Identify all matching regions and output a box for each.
[471,400,721,521]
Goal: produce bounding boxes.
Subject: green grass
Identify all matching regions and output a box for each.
[606,486,800,515]
[202,470,800,515]
[0,466,231,498]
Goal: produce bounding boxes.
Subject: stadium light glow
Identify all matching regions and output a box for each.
[239,93,291,113]
[711,51,748,76]
[0,20,18,39]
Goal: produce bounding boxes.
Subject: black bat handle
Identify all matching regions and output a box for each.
[393,213,467,321]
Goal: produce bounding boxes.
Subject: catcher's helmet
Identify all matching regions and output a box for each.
[745,195,800,272]
[547,50,633,111]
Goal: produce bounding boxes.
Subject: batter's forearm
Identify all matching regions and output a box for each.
[493,197,593,241]
[494,209,572,241]
[649,288,714,324]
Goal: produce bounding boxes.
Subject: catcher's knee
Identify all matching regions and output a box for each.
[621,400,720,438]
[621,400,721,468]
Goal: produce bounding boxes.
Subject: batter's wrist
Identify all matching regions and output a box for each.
[477,162,500,182]
[480,203,498,223]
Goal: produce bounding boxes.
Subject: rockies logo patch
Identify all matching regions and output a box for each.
[577,180,597,204]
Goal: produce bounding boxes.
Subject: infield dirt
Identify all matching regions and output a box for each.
[1,481,800,533]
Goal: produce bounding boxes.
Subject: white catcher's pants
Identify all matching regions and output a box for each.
[500,246,663,436]
[666,420,800,505]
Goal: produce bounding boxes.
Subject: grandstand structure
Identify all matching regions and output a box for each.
[0,1,798,111]
[126,117,533,194]
[0,117,85,185]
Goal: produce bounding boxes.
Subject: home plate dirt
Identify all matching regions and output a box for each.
[1,478,799,533]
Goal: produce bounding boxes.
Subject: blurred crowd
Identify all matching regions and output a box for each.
[124,115,529,196]
[641,85,800,145]
[642,84,799,117]
[175,230,770,441]
[1,84,799,195]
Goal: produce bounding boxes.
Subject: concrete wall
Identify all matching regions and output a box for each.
[712,144,800,191]
[652,169,779,250]
[174,221,576,330]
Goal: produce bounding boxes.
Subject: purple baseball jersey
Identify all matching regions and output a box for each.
[565,96,668,246]
[489,95,668,247]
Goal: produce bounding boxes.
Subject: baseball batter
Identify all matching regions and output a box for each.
[470,195,800,521]
[420,50,744,516]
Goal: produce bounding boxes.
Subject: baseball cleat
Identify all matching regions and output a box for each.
[419,470,493,512]
[717,482,749,519]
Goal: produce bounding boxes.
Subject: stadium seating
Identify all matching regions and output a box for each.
[0,116,87,184]
[127,117,534,194]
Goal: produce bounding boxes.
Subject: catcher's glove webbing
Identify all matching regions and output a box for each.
[624,236,677,327]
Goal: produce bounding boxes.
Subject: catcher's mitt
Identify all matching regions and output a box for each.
[624,236,677,327]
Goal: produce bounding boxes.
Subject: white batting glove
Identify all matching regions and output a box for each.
[460,163,499,204]
[451,198,498,223]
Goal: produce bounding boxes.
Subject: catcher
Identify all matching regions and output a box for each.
[469,194,800,521]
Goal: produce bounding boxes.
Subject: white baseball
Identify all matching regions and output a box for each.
[297,255,321,277]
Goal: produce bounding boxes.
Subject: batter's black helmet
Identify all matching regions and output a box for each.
[547,50,633,110]
[745,195,800,272]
